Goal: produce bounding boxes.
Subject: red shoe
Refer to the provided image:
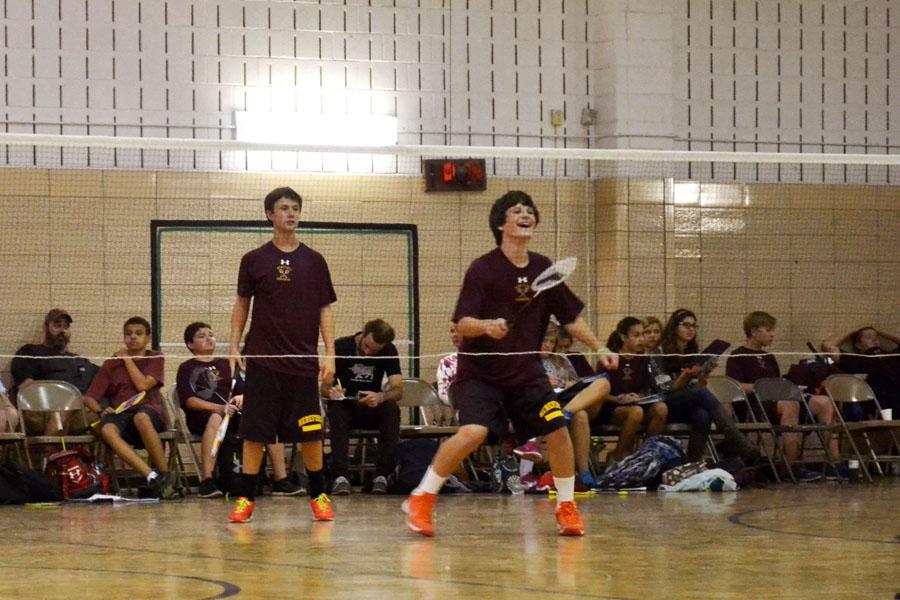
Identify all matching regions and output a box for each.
[310,493,335,521]
[228,496,255,523]
[555,501,585,536]
[402,492,437,537]
[536,471,556,492]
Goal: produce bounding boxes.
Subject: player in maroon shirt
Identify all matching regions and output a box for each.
[227,187,337,524]
[403,191,618,538]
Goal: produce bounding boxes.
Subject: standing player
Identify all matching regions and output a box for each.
[228,187,338,524]
[402,191,618,537]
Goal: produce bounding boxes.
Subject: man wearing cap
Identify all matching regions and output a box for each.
[10,308,99,434]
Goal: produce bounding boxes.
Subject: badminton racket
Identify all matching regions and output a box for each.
[506,256,578,328]
[188,364,229,404]
[90,391,146,429]
[210,368,244,459]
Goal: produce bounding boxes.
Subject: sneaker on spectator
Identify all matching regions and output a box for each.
[228,496,255,523]
[578,471,596,490]
[513,439,542,462]
[332,475,352,496]
[535,471,556,492]
[555,501,585,536]
[371,475,388,495]
[198,478,222,498]
[825,463,850,480]
[310,493,335,521]
[792,466,823,482]
[152,472,179,500]
[403,492,437,537]
[272,477,306,496]
[521,472,539,491]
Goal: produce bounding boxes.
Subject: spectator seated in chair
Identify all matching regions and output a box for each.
[650,309,759,464]
[433,321,461,427]
[177,322,303,499]
[83,317,176,500]
[0,380,20,433]
[322,319,403,496]
[593,317,668,465]
[513,323,611,489]
[10,308,99,435]
[822,326,900,418]
[727,311,841,482]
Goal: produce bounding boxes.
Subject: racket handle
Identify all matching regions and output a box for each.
[210,414,231,458]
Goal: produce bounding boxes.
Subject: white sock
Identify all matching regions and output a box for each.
[554,475,575,505]
[146,471,159,484]
[519,459,534,476]
[413,466,447,495]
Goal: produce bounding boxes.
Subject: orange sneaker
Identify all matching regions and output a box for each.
[402,492,437,537]
[228,496,255,523]
[555,501,585,536]
[310,493,335,521]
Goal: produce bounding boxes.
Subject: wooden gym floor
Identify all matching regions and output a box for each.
[0,479,897,599]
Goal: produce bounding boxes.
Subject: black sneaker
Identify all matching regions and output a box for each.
[152,472,179,500]
[370,475,388,495]
[272,477,306,496]
[198,478,223,498]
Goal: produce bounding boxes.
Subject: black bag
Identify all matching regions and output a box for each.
[393,439,439,494]
[0,461,63,504]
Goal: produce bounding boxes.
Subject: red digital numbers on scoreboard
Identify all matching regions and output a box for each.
[423,159,487,192]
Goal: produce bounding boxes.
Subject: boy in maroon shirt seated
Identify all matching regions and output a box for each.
[726,311,842,481]
[84,316,177,499]
[177,322,303,498]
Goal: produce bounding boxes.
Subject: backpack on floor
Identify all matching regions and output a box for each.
[0,461,62,504]
[393,438,439,494]
[595,435,686,490]
[44,449,109,500]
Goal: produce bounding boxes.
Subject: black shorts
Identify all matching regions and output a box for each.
[239,363,323,444]
[101,406,165,449]
[450,378,568,444]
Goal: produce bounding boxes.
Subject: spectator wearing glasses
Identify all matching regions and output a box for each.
[650,309,759,463]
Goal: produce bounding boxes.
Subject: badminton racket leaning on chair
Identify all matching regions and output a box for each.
[504,256,578,329]
[90,391,146,430]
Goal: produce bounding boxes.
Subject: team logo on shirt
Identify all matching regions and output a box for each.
[621,364,634,381]
[350,363,375,382]
[514,276,531,303]
[755,355,767,369]
[276,259,292,282]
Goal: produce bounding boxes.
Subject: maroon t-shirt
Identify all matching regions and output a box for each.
[726,346,780,384]
[597,354,650,395]
[452,248,584,388]
[85,350,165,416]
[238,241,337,376]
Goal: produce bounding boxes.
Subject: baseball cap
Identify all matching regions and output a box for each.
[44,308,73,325]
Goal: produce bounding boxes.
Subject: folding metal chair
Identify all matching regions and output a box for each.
[753,377,841,479]
[824,374,900,481]
[15,380,97,468]
[706,375,784,483]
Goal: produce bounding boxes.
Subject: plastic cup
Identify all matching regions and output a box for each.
[880,408,893,421]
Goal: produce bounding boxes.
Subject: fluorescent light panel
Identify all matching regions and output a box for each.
[235,112,398,146]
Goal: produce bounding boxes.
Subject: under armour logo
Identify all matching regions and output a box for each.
[280,259,290,266]
[517,276,528,284]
